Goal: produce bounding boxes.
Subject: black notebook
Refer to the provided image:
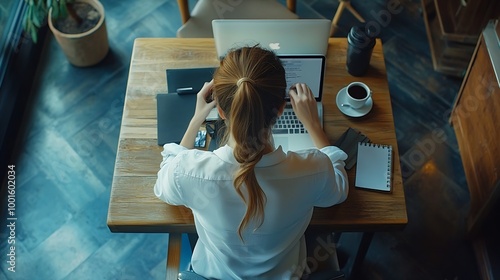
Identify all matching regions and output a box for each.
[355,142,393,192]
[334,127,370,170]
[156,93,196,146]
[166,67,217,93]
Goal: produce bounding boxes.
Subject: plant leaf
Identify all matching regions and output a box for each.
[22,10,29,31]
[59,0,68,18]
[26,4,32,20]
[42,0,48,11]
[32,8,42,27]
[30,22,38,43]
[51,3,59,19]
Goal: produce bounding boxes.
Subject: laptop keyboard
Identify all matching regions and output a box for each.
[272,108,307,134]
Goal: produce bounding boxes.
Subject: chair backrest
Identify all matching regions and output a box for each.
[176,0,298,38]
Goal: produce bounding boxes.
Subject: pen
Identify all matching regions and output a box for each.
[176,87,195,94]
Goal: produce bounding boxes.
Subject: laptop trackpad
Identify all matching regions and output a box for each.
[273,136,289,152]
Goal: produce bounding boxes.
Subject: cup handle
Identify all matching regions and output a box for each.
[368,91,372,99]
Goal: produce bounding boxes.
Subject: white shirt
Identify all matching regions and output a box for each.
[155,144,348,279]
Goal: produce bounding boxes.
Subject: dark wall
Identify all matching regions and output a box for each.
[0,1,46,185]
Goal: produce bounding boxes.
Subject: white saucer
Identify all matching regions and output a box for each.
[336,87,373,117]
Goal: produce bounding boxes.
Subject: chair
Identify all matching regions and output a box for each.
[176,0,299,38]
[166,232,345,280]
[330,0,365,36]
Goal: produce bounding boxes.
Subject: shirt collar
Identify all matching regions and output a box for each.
[213,145,287,167]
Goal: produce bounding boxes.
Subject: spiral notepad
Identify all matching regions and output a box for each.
[355,142,393,192]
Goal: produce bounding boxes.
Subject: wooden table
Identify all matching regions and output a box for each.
[107,38,407,277]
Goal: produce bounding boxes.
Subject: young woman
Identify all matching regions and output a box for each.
[155,46,348,279]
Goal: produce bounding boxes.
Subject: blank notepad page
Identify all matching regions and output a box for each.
[355,142,393,192]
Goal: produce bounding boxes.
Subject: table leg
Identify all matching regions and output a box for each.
[343,232,374,279]
[166,233,182,280]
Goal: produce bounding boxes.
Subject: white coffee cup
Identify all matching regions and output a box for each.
[345,82,372,109]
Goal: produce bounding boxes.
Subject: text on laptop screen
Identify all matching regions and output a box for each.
[280,56,325,100]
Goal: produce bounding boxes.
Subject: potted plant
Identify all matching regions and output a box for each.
[23,0,109,67]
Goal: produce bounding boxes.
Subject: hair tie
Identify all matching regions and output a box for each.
[236,77,254,87]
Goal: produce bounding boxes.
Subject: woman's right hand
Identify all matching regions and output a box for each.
[288,83,321,131]
[289,83,330,148]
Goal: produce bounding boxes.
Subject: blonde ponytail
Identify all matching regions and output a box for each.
[213,46,286,240]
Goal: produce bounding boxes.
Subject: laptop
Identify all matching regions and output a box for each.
[273,55,326,152]
[212,19,331,58]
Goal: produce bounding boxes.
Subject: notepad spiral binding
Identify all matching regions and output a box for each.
[385,145,392,189]
[362,142,391,149]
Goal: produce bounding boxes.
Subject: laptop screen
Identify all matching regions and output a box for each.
[280,55,325,101]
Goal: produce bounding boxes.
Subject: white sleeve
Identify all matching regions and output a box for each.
[159,143,188,169]
[317,146,349,206]
[154,143,188,205]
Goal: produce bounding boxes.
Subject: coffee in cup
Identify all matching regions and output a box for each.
[346,82,372,109]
